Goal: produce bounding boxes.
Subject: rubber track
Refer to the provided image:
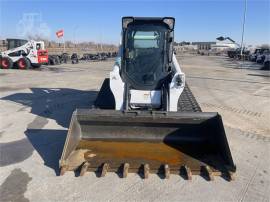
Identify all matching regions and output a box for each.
[178,83,202,112]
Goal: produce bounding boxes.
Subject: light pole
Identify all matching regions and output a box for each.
[240,0,247,56]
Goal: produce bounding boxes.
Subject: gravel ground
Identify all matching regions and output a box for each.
[0,55,269,202]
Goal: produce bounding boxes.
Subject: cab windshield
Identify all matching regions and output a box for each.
[124,24,168,88]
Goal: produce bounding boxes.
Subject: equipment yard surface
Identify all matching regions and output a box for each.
[0,55,269,202]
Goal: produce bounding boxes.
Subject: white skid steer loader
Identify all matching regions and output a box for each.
[59,17,236,181]
[0,39,48,69]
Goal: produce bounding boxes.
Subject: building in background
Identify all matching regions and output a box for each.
[211,37,239,51]
[192,42,216,50]
[174,41,216,54]
[174,41,197,53]
[174,37,244,54]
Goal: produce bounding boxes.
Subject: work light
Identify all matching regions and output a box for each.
[122,17,134,29]
[163,17,175,30]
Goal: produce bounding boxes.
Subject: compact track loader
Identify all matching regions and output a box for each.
[60,17,236,180]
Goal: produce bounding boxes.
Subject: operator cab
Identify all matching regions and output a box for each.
[121,17,175,91]
[7,39,28,50]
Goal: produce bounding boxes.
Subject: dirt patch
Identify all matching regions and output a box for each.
[27,116,49,129]
[0,87,27,92]
[0,73,9,76]
[0,168,32,202]
[247,73,270,78]
[0,131,4,138]
[0,139,34,167]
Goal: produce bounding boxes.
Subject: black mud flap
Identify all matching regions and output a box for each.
[94,78,115,109]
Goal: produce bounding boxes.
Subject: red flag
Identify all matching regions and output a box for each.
[56,30,64,38]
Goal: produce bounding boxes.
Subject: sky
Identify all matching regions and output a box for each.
[0,0,269,46]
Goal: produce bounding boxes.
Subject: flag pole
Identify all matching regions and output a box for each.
[63,35,65,53]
